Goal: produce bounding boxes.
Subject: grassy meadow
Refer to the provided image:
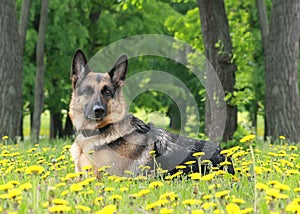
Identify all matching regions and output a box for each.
[0,135,300,213]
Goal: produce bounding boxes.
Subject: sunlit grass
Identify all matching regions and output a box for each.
[1,136,299,213]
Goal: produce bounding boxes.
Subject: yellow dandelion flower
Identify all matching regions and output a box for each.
[82,165,92,171]
[185,160,196,165]
[294,187,300,192]
[256,182,268,191]
[286,202,300,213]
[95,204,116,214]
[175,165,187,169]
[94,197,104,206]
[97,165,111,172]
[240,134,255,143]
[274,183,290,191]
[160,192,178,201]
[201,202,217,210]
[8,180,20,186]
[279,135,286,140]
[25,165,44,175]
[8,188,22,199]
[202,194,212,200]
[48,205,71,213]
[109,194,122,201]
[104,187,115,193]
[231,197,245,204]
[0,183,14,191]
[193,152,205,157]
[191,210,204,214]
[70,183,83,193]
[220,161,232,166]
[77,205,91,212]
[61,190,69,197]
[215,190,230,198]
[241,207,254,214]
[63,145,71,150]
[120,187,129,192]
[2,136,8,140]
[19,182,32,191]
[149,150,156,155]
[160,207,174,214]
[182,199,202,206]
[289,146,297,151]
[226,203,241,214]
[42,201,49,208]
[149,181,164,189]
[52,198,68,205]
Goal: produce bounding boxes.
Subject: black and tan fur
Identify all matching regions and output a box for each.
[69,49,235,177]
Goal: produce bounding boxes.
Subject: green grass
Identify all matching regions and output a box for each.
[0,136,299,213]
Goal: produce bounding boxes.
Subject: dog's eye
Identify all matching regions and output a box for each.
[102,87,112,97]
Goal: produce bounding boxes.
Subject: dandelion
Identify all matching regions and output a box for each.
[160,192,178,201]
[241,207,254,214]
[175,165,186,169]
[185,160,196,165]
[256,182,268,191]
[109,194,122,201]
[193,152,205,157]
[8,188,22,199]
[96,204,116,214]
[77,205,91,212]
[52,198,68,205]
[48,205,71,213]
[2,136,8,140]
[25,165,44,175]
[279,135,286,140]
[215,190,230,199]
[274,182,290,191]
[0,183,14,191]
[19,182,32,191]
[201,202,217,210]
[226,203,241,214]
[104,187,115,193]
[182,199,202,206]
[70,183,83,193]
[149,181,164,189]
[240,134,255,143]
[94,197,104,206]
[82,165,92,171]
[160,208,174,214]
[286,202,300,213]
[191,210,204,214]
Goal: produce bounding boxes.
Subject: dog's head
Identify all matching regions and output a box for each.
[69,49,128,131]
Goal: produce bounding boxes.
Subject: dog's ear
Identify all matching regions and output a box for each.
[71,49,90,88]
[108,55,128,88]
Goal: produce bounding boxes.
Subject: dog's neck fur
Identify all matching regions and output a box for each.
[77,114,151,138]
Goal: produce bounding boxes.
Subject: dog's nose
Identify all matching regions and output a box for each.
[93,105,105,118]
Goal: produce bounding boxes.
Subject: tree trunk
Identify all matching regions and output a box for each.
[197,0,237,142]
[63,114,74,138]
[50,111,63,139]
[18,0,32,140]
[256,0,269,53]
[264,0,300,142]
[31,0,49,143]
[0,1,23,139]
[19,0,32,53]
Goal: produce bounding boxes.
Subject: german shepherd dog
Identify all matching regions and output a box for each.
[69,49,234,177]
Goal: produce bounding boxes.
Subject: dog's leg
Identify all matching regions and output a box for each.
[70,142,83,173]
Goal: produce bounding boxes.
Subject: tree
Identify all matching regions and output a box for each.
[18,0,32,139]
[197,0,237,142]
[0,1,23,139]
[31,0,49,143]
[264,0,300,142]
